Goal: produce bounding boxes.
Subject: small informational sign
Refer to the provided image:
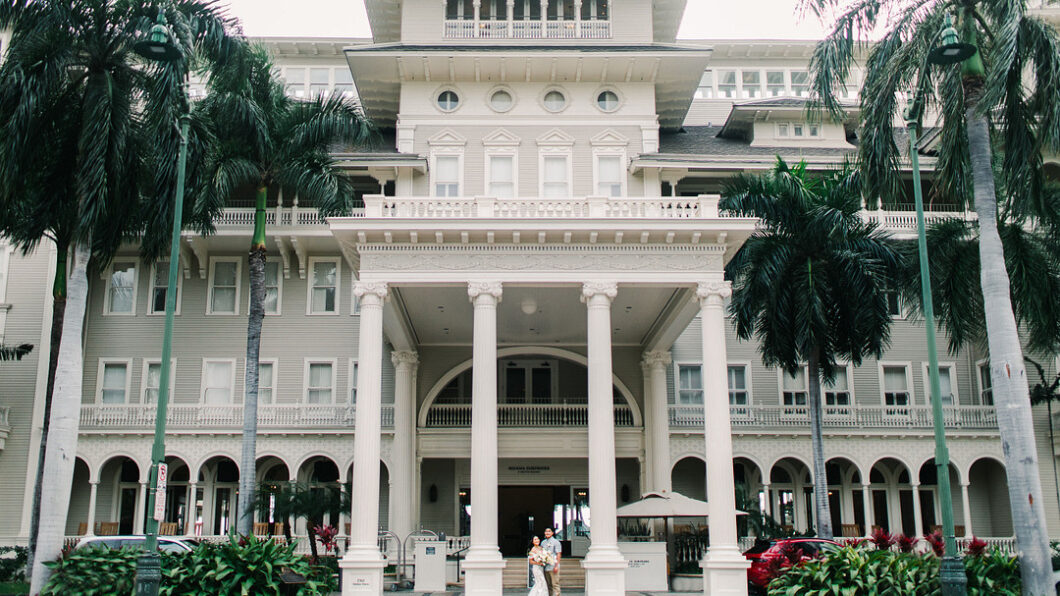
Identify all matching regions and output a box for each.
[153,463,168,522]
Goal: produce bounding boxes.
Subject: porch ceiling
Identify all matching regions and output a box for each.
[395,284,684,347]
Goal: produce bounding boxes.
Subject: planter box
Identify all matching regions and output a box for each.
[671,572,703,592]
[618,541,667,591]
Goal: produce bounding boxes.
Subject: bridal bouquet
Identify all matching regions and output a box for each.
[530,549,555,566]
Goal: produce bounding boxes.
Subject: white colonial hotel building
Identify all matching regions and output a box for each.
[1,0,1059,594]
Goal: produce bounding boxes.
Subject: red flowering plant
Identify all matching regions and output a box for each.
[870,527,896,550]
[315,524,339,554]
[746,543,808,589]
[924,530,945,556]
[895,534,917,553]
[964,536,989,557]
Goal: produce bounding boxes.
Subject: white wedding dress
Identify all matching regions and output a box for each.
[528,550,549,596]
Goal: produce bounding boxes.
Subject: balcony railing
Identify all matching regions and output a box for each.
[79,404,394,430]
[669,404,998,431]
[424,403,636,428]
[361,195,717,219]
[214,206,334,228]
[444,18,610,39]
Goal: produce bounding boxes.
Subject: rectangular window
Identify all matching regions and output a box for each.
[597,155,623,197]
[201,360,234,404]
[308,259,339,314]
[882,365,911,410]
[793,124,805,137]
[264,260,281,315]
[100,361,129,404]
[334,69,354,99]
[142,359,176,405]
[884,286,902,317]
[309,68,330,97]
[741,71,761,98]
[791,70,810,97]
[696,71,714,99]
[208,259,240,315]
[106,261,137,314]
[258,361,275,405]
[978,363,993,405]
[306,361,334,404]
[766,70,786,96]
[809,124,820,137]
[488,155,515,198]
[777,123,789,137]
[936,366,954,406]
[782,369,808,406]
[435,155,460,197]
[727,365,748,405]
[824,368,851,406]
[149,261,180,315]
[285,68,305,98]
[717,70,737,98]
[678,364,703,405]
[349,360,358,403]
[542,155,570,198]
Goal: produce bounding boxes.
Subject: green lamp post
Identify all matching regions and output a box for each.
[904,14,976,596]
[132,11,190,596]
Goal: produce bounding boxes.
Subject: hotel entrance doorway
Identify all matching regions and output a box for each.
[494,485,589,557]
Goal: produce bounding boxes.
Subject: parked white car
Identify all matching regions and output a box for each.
[74,535,199,553]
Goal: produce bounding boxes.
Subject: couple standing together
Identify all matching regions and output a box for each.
[527,527,562,596]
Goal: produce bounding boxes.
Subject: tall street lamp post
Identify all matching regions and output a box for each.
[132,12,190,596]
[905,15,976,596]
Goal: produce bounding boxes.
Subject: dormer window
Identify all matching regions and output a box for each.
[778,122,821,138]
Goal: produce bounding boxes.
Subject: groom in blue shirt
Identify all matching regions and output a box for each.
[541,527,561,596]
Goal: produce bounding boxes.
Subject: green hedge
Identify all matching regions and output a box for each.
[42,535,336,596]
[766,545,1021,596]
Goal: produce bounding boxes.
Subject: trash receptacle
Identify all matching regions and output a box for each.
[413,540,447,592]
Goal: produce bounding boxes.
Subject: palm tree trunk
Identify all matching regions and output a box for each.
[237,186,269,537]
[806,351,833,540]
[965,78,1052,595]
[307,522,320,563]
[29,237,90,593]
[25,241,68,576]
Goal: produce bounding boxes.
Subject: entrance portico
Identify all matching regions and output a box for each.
[331,195,756,595]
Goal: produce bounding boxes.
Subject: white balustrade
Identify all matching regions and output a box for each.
[423,403,634,428]
[79,404,395,430]
[668,404,998,431]
[214,206,324,228]
[445,19,609,39]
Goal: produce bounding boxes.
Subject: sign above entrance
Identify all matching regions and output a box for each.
[507,465,550,475]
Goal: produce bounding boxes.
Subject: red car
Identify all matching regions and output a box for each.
[743,537,840,593]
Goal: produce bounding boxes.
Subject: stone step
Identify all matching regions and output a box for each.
[501,559,586,589]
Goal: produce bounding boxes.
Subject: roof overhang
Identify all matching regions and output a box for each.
[717,98,860,139]
[333,153,427,173]
[345,44,712,130]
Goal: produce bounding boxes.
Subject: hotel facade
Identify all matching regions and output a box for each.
[1,0,1059,594]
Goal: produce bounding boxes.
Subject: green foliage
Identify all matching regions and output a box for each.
[766,545,1021,596]
[0,547,28,583]
[41,536,335,596]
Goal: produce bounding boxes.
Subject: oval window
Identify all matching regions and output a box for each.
[437,90,460,111]
[490,90,513,112]
[597,90,619,111]
[543,90,566,112]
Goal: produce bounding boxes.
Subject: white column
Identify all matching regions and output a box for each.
[862,483,873,536]
[697,281,749,596]
[134,481,148,534]
[341,281,388,595]
[463,282,506,595]
[960,481,973,536]
[643,350,672,492]
[390,350,419,542]
[186,482,198,535]
[911,483,924,539]
[761,483,771,516]
[85,481,99,536]
[581,282,626,595]
[506,0,515,36]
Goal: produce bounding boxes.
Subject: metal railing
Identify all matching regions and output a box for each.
[79,403,394,430]
[424,403,636,427]
[669,404,998,431]
[443,18,610,39]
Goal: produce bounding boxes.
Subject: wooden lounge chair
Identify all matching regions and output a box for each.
[841,523,861,537]
[98,522,119,535]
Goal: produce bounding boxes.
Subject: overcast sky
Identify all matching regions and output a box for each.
[221,0,831,40]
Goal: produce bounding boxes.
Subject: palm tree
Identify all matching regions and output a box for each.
[722,159,903,540]
[195,45,373,536]
[256,482,351,561]
[806,0,1060,588]
[0,1,241,590]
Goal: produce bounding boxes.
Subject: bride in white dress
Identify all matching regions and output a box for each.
[527,536,550,596]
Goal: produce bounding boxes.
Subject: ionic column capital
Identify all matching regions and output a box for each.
[391,350,419,371]
[581,281,618,304]
[641,350,672,371]
[468,281,503,303]
[696,280,732,307]
[354,281,389,303]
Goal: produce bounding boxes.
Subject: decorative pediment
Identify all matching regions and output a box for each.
[482,128,522,147]
[591,129,629,147]
[536,128,575,147]
[427,129,467,147]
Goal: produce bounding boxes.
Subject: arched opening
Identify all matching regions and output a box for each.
[297,456,342,536]
[825,457,862,537]
[344,461,390,535]
[769,457,812,533]
[256,456,291,534]
[198,455,240,535]
[66,457,92,536]
[868,457,914,536]
[98,456,141,535]
[160,456,190,534]
[968,458,1012,536]
[917,459,965,537]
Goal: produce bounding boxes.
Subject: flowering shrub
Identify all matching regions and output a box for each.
[870,527,896,550]
[896,534,917,553]
[315,524,338,554]
[964,536,989,557]
[924,530,945,556]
